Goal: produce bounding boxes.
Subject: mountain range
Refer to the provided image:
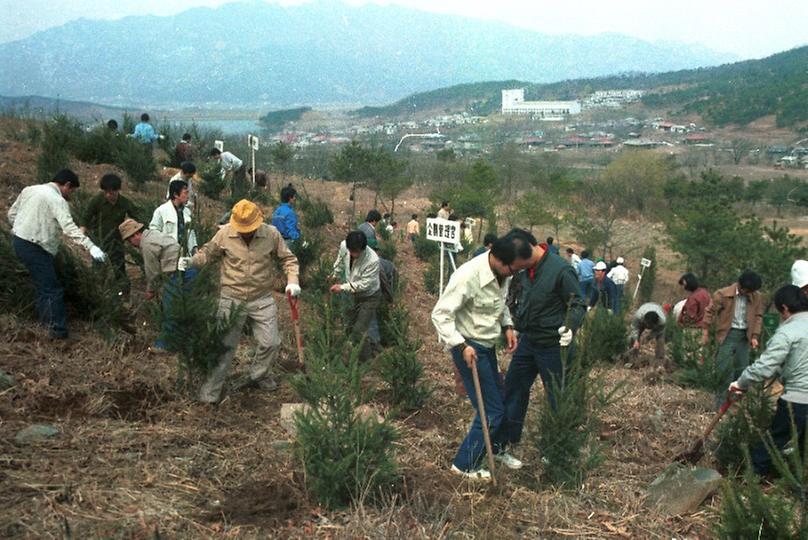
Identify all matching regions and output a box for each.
[0,0,736,108]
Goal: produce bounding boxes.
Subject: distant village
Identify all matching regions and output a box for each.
[265,87,808,169]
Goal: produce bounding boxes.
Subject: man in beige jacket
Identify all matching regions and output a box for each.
[179,199,300,403]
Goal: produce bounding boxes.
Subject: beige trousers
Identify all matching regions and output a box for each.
[199,293,280,403]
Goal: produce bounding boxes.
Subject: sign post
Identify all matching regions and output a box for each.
[247,134,259,185]
[633,257,653,303]
[214,140,224,152]
[426,218,462,296]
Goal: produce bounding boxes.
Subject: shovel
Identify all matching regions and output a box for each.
[470,359,498,485]
[673,388,744,465]
[286,291,305,369]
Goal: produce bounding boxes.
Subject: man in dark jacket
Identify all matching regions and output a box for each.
[500,228,588,451]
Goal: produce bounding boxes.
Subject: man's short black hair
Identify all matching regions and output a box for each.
[483,233,498,247]
[546,236,554,245]
[643,311,661,327]
[566,247,574,254]
[738,270,763,292]
[53,169,79,187]
[106,119,118,130]
[490,237,517,266]
[366,209,382,223]
[182,133,192,142]
[180,161,196,175]
[774,284,808,314]
[411,214,417,219]
[280,185,297,203]
[209,148,222,157]
[140,113,149,122]
[679,272,700,292]
[99,173,122,191]
[504,228,536,260]
[346,231,368,251]
[383,213,390,219]
[440,201,449,208]
[168,179,188,200]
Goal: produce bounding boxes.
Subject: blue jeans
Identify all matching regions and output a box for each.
[752,398,808,476]
[451,341,505,472]
[502,337,567,446]
[13,236,68,338]
[154,268,199,349]
[613,284,624,315]
[580,279,594,301]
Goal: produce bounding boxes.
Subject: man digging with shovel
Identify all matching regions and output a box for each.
[431,236,519,481]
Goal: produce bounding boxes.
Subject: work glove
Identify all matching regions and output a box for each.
[728,381,746,394]
[285,283,301,297]
[177,257,192,272]
[558,326,573,347]
[89,245,107,263]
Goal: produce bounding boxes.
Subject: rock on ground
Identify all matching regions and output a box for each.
[646,463,722,515]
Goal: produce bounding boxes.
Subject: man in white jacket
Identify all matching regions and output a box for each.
[149,179,197,255]
[8,169,107,338]
[607,256,630,313]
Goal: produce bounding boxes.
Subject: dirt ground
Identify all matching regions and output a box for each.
[0,117,799,539]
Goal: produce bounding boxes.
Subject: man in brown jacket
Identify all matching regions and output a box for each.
[702,270,764,391]
[119,218,179,300]
[179,199,300,403]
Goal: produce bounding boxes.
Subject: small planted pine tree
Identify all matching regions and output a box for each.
[717,435,808,540]
[73,125,122,165]
[413,231,439,261]
[37,114,82,181]
[115,138,156,190]
[575,307,627,368]
[197,162,226,200]
[291,296,397,509]
[375,238,397,263]
[299,197,334,229]
[0,229,36,316]
[153,268,244,390]
[638,246,657,304]
[375,306,432,413]
[675,326,730,394]
[713,384,775,473]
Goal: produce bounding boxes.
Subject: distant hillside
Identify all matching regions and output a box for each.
[0,0,734,108]
[0,95,127,121]
[357,46,808,127]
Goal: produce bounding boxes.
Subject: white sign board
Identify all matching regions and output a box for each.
[426,218,461,245]
[640,258,652,268]
[247,134,259,150]
[214,140,224,151]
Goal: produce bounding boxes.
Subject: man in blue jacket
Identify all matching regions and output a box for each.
[271,184,301,248]
[590,260,620,313]
[578,250,595,299]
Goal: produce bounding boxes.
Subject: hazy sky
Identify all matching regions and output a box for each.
[1,0,806,58]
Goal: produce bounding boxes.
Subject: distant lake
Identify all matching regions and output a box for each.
[173,118,263,135]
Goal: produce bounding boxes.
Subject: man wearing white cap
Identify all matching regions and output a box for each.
[793,260,808,297]
[591,261,620,313]
[179,199,300,403]
[607,257,630,312]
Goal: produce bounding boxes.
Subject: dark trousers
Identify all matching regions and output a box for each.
[154,268,199,350]
[101,240,129,294]
[452,341,505,471]
[752,398,808,476]
[348,290,381,361]
[13,236,68,338]
[502,337,567,446]
[580,279,594,301]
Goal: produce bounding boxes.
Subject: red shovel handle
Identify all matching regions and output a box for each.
[286,291,299,321]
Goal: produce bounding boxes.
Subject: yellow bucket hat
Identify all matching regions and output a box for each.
[230,199,264,233]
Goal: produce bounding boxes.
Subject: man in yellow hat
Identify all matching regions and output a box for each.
[179,199,300,403]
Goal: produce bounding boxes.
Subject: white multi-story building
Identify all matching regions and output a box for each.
[501,89,581,120]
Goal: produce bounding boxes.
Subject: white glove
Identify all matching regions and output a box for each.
[89,245,107,263]
[558,326,573,347]
[286,283,301,297]
[301,240,310,248]
[728,381,746,394]
[177,257,192,272]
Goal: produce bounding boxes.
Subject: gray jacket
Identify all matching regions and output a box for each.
[629,302,666,342]
[738,311,808,404]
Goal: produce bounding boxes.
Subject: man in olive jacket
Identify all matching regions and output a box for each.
[500,228,588,450]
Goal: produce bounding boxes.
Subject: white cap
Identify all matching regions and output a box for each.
[594,261,608,271]
[792,260,808,288]
[616,257,624,264]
